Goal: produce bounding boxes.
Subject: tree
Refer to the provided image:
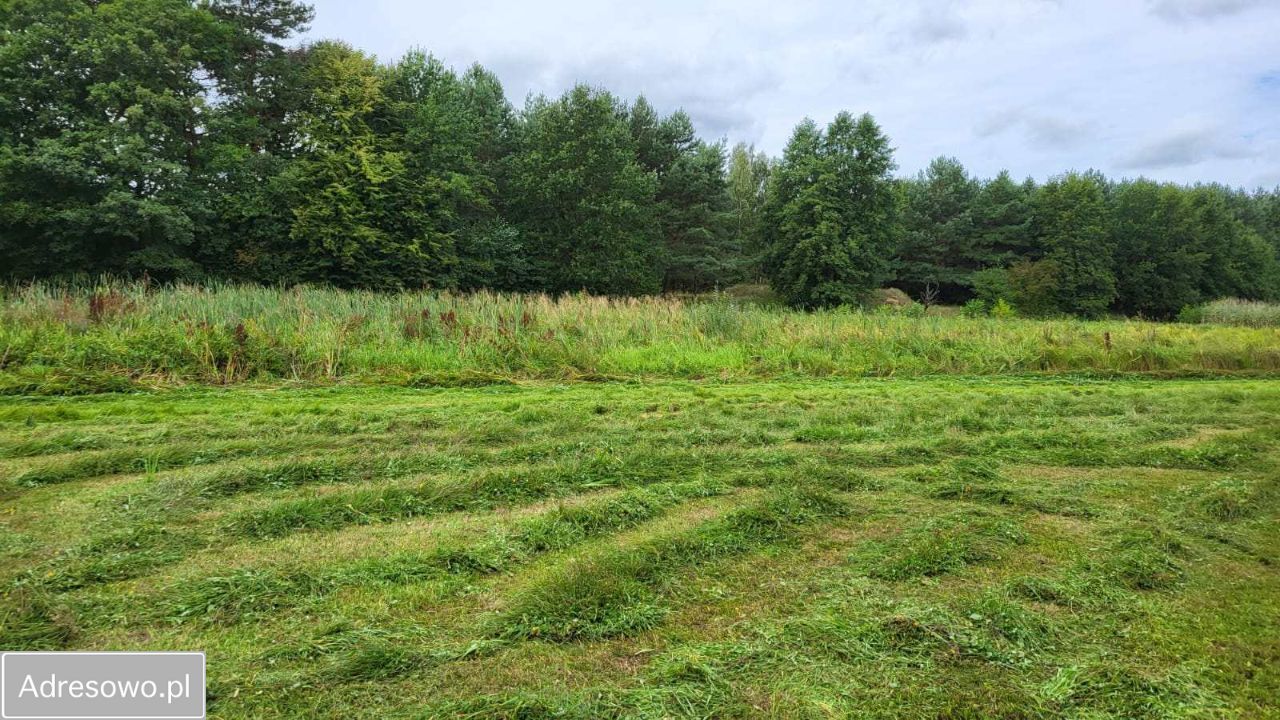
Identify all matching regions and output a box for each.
[894,156,979,302]
[624,100,739,291]
[0,0,223,279]
[763,113,897,308]
[660,141,738,290]
[197,0,314,279]
[1032,173,1116,317]
[459,62,516,216]
[972,258,1063,317]
[202,0,314,154]
[453,64,527,291]
[1258,189,1280,257]
[3,0,1275,306]
[972,171,1035,265]
[507,85,661,295]
[385,52,530,292]
[629,97,686,179]
[1110,180,1205,318]
[727,142,771,277]
[281,41,451,289]
[1188,186,1280,302]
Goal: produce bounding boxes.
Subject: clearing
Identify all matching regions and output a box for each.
[1,377,1277,718]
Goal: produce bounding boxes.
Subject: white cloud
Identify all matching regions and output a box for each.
[1118,123,1250,170]
[1147,0,1266,22]
[904,7,968,44]
[303,0,1280,186]
[977,110,1096,150]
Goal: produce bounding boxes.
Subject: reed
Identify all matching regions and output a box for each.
[1198,298,1280,328]
[2,280,1277,392]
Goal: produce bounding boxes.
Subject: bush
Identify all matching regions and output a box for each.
[1175,305,1204,325]
[1005,259,1061,317]
[959,297,1015,319]
[961,299,988,318]
[973,266,1034,317]
[971,268,1013,307]
[874,300,926,317]
[990,298,1017,319]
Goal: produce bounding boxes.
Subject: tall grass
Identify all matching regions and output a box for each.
[1,280,1278,392]
[1197,298,1280,328]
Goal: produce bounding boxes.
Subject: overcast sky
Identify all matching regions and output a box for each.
[304,0,1280,188]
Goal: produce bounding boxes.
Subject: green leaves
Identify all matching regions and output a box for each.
[506,85,663,296]
[763,112,897,308]
[0,0,220,280]
[3,2,1277,314]
[894,156,986,302]
[1033,173,1116,318]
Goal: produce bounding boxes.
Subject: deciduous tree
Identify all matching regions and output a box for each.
[1033,173,1116,317]
[763,113,897,308]
[508,86,661,295]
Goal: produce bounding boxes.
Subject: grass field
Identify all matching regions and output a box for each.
[2,377,1278,718]
[3,283,1280,394]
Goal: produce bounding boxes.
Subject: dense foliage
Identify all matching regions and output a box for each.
[1,0,1277,315]
[896,165,1280,318]
[761,114,897,308]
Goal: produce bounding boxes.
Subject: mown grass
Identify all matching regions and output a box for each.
[2,281,1279,394]
[495,487,849,642]
[0,378,1277,718]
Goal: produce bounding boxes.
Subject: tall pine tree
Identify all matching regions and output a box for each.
[894,156,979,302]
[197,0,314,278]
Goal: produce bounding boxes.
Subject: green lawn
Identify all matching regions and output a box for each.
[2,378,1278,718]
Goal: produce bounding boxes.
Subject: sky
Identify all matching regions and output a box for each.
[303,0,1280,188]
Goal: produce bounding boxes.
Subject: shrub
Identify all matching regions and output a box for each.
[1005,259,1061,317]
[902,301,927,318]
[961,299,988,318]
[990,298,1017,319]
[971,268,1013,307]
[1176,304,1204,324]
[974,263,1056,317]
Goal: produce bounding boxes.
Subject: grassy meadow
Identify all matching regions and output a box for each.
[1,284,1279,718]
[2,282,1279,394]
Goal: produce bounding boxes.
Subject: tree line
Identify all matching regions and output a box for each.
[892,160,1280,318]
[1,0,1277,317]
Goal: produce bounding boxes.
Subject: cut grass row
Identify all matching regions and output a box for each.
[5,431,1256,599]
[1,379,1277,717]
[3,381,1273,592]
